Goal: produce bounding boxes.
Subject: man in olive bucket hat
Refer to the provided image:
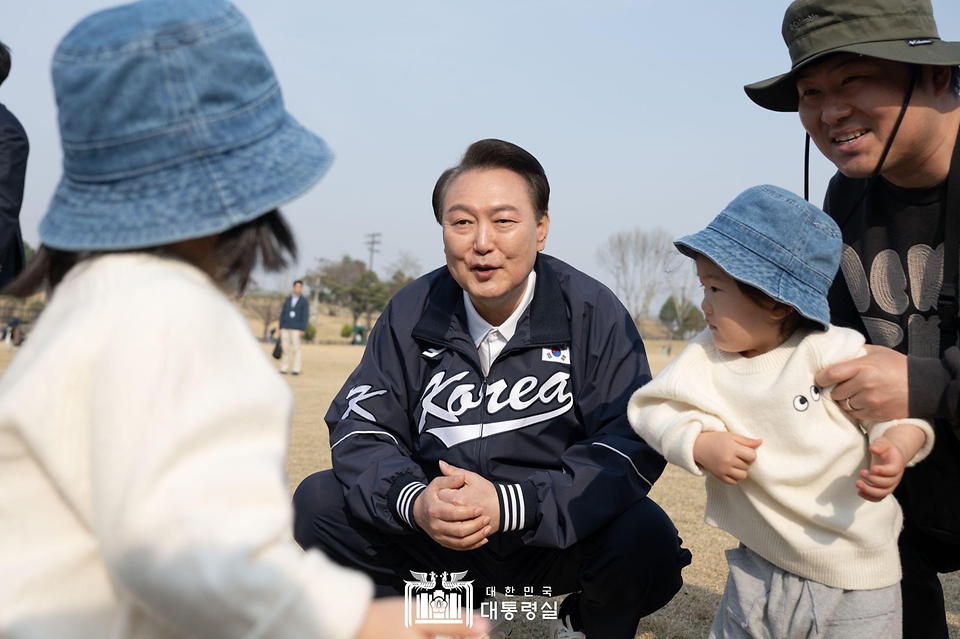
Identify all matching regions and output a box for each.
[745,1,960,637]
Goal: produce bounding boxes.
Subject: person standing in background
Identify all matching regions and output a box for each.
[279,279,308,375]
[0,39,28,291]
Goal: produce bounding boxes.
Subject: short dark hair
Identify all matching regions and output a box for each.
[3,209,296,297]
[736,280,820,337]
[952,66,960,96]
[0,41,10,87]
[431,139,549,224]
[293,279,303,287]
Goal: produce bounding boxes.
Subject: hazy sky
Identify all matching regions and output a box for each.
[4,1,960,292]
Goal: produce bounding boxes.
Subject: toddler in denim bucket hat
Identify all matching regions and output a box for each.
[0,2,490,639]
[628,185,935,638]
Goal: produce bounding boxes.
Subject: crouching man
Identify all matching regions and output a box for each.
[293,139,691,638]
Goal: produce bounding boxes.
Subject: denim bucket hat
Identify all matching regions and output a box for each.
[745,0,960,112]
[39,0,333,251]
[675,185,842,330]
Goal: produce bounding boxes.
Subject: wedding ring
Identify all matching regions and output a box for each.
[845,398,854,411]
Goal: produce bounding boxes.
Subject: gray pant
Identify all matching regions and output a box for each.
[709,546,901,639]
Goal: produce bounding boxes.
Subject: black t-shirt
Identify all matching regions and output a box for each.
[825,171,960,543]
[823,172,948,359]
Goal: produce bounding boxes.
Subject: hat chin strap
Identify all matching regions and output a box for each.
[804,65,920,207]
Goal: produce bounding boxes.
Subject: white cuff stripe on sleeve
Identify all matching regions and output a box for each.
[513,483,524,530]
[397,482,427,527]
[497,483,525,532]
[498,484,510,531]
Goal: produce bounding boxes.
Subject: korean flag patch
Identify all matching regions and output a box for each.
[542,346,570,364]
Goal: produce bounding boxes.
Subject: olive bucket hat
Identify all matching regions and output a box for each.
[39,0,333,251]
[745,0,960,112]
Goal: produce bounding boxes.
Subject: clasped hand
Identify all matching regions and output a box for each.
[693,431,762,485]
[412,460,499,550]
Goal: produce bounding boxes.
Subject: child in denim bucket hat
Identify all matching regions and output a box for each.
[0,1,488,639]
[628,185,935,638]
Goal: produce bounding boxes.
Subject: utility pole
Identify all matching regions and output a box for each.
[364,232,382,272]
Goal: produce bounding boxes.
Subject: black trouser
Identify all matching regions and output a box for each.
[900,522,960,639]
[293,470,692,639]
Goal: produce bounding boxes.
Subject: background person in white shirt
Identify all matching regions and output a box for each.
[280,279,309,375]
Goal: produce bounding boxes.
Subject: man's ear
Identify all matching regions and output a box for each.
[927,64,954,98]
[536,211,550,251]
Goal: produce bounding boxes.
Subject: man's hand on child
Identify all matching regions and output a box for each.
[857,437,906,502]
[815,346,909,422]
[693,431,762,485]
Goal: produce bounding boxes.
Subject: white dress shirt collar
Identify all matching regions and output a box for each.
[464,270,537,376]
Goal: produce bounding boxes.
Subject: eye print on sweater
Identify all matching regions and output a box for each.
[793,386,822,412]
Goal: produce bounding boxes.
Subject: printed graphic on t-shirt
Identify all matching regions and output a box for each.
[839,243,945,357]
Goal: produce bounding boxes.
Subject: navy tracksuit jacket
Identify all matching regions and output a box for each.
[326,253,666,555]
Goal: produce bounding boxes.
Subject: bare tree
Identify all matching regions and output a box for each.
[660,247,703,338]
[304,255,366,309]
[240,291,285,341]
[350,270,389,329]
[385,251,423,299]
[597,227,672,322]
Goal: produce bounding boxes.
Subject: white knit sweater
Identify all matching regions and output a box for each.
[628,326,934,590]
[0,255,372,639]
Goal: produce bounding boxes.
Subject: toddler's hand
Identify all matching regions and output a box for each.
[693,431,762,485]
[857,436,907,502]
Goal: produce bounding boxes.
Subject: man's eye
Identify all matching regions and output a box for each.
[710,286,720,293]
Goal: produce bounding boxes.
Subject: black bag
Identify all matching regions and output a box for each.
[272,340,282,360]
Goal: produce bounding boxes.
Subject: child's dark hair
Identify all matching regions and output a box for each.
[3,209,295,298]
[736,280,820,336]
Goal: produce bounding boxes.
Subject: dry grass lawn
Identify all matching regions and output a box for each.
[0,338,956,638]
[264,340,960,639]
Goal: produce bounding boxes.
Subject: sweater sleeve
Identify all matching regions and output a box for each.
[90,278,372,639]
[627,336,728,476]
[862,417,936,466]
